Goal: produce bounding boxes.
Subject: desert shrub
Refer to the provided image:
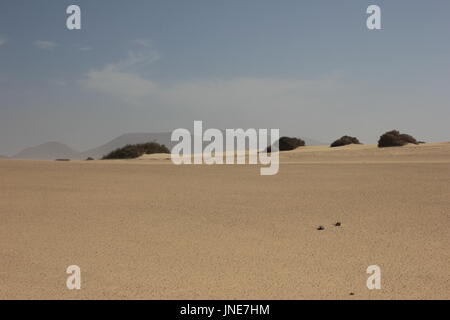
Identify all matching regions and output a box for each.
[85,157,94,161]
[102,142,170,159]
[330,135,361,147]
[267,136,305,152]
[378,130,420,148]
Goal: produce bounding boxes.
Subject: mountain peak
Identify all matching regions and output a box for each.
[14,142,80,160]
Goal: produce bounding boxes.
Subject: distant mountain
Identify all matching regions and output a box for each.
[80,133,173,159]
[0,155,9,159]
[13,142,80,160]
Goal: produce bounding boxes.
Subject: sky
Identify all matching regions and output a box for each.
[0,0,449,155]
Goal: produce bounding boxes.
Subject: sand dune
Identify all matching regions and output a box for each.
[0,143,449,299]
[279,142,450,163]
[137,142,450,164]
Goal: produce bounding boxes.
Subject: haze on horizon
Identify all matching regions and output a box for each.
[0,0,449,156]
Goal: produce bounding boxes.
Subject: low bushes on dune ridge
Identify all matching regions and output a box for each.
[378,130,423,148]
[330,135,361,147]
[267,136,305,152]
[102,142,170,159]
[279,136,305,151]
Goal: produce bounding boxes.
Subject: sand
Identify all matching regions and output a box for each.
[0,143,449,299]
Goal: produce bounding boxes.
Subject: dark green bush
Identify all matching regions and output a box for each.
[378,130,420,148]
[102,142,170,159]
[267,136,305,152]
[330,135,361,147]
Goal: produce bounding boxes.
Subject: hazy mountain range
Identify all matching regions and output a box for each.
[14,142,80,160]
[11,133,325,160]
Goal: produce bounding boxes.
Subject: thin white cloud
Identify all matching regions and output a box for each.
[0,37,6,46]
[152,75,351,117]
[133,39,153,48]
[79,46,93,52]
[49,78,68,87]
[34,40,57,50]
[85,68,158,102]
[109,50,161,71]
[82,50,354,122]
[83,50,160,104]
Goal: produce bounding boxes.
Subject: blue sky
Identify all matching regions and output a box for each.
[0,0,449,154]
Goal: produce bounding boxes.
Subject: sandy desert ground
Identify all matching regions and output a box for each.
[0,143,449,299]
